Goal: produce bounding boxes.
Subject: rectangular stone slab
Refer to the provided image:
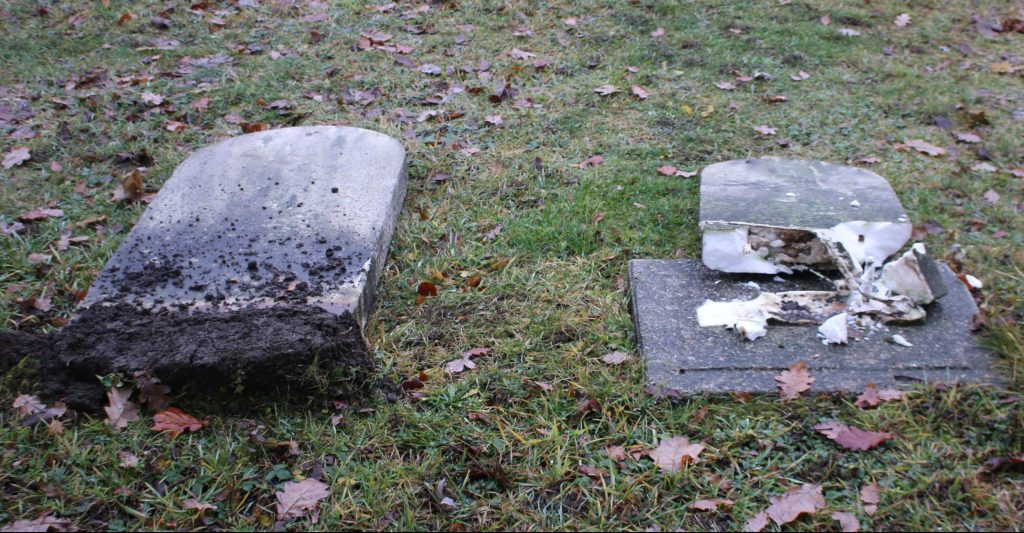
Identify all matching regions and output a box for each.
[83,126,407,327]
[699,158,909,230]
[629,259,998,394]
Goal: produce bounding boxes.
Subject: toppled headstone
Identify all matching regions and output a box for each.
[630,157,997,394]
[0,127,407,407]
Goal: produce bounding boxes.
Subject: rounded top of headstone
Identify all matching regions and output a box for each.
[699,158,909,230]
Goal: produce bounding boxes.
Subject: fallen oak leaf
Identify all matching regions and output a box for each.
[2,147,31,169]
[0,516,71,532]
[631,85,649,99]
[593,84,619,96]
[775,361,814,400]
[576,155,604,169]
[18,208,64,222]
[112,169,154,203]
[859,482,880,515]
[104,387,140,432]
[601,351,631,365]
[766,483,826,526]
[184,499,217,512]
[275,478,330,520]
[151,407,208,437]
[814,421,894,451]
[832,511,861,532]
[894,13,911,28]
[691,499,734,511]
[854,383,903,409]
[745,511,770,531]
[605,445,627,462]
[649,436,704,473]
[12,394,46,418]
[895,139,946,157]
[118,450,140,468]
[578,464,607,479]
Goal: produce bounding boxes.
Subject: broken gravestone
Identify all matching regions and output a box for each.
[0,126,407,407]
[630,158,997,394]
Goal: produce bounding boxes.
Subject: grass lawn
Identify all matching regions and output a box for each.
[1,0,1023,530]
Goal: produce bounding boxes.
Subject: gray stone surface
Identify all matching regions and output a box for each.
[699,158,909,230]
[83,126,407,327]
[630,259,998,394]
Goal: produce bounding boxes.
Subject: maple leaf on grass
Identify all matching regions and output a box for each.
[649,436,704,473]
[104,387,140,432]
[814,421,894,451]
[766,483,826,526]
[276,478,331,521]
[2,147,31,169]
[151,407,208,437]
[775,361,814,400]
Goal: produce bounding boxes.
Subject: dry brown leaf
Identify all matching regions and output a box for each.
[104,387,140,431]
[691,498,734,511]
[657,165,678,176]
[860,482,880,516]
[13,394,46,418]
[832,511,861,532]
[18,208,64,222]
[445,355,476,374]
[2,147,31,169]
[955,132,982,143]
[895,139,946,157]
[754,125,777,136]
[184,498,217,512]
[649,436,704,473]
[601,351,631,365]
[112,169,153,203]
[605,445,627,462]
[577,155,605,168]
[650,27,665,38]
[484,114,503,126]
[814,421,894,451]
[118,450,140,468]
[578,464,607,479]
[151,407,208,437]
[0,515,71,532]
[766,483,826,525]
[137,375,172,411]
[894,13,911,28]
[275,478,330,520]
[745,511,770,532]
[791,70,811,81]
[854,384,903,409]
[715,81,736,91]
[775,361,814,400]
[507,48,536,60]
[593,84,619,96]
[631,85,649,99]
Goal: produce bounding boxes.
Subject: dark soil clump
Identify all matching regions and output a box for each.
[0,303,375,411]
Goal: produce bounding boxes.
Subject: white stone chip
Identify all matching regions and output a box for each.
[964,274,983,289]
[890,334,913,347]
[701,227,791,275]
[818,312,849,344]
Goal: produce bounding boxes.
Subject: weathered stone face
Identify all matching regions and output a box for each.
[699,158,913,274]
[83,126,407,327]
[2,126,408,408]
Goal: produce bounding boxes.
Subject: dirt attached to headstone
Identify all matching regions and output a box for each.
[0,303,375,410]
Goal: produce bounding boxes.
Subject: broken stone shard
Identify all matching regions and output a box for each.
[818,313,849,345]
[630,259,998,393]
[880,244,948,305]
[699,158,912,274]
[2,126,407,408]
